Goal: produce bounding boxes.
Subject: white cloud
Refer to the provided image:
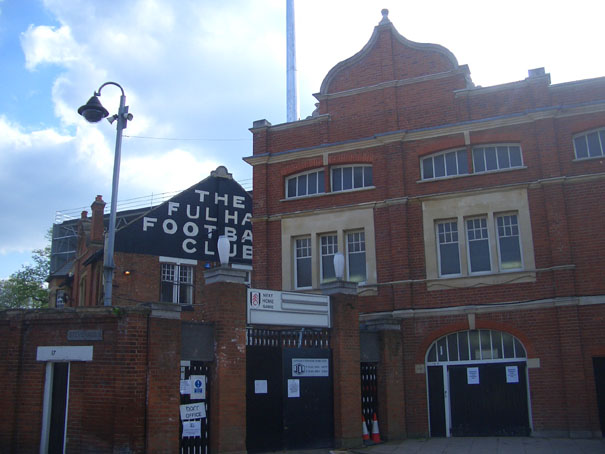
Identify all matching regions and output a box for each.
[121,148,219,195]
[21,24,82,70]
[0,115,72,150]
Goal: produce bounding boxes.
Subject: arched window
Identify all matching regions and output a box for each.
[426,329,526,364]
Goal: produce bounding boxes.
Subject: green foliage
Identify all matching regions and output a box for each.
[0,231,51,310]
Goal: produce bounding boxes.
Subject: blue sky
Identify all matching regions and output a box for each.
[1,0,604,278]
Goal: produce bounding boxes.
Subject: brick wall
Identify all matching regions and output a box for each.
[0,307,181,453]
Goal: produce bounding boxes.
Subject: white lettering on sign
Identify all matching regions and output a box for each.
[143,217,157,231]
[163,219,177,234]
[195,189,209,202]
[233,195,245,209]
[205,207,217,222]
[37,346,93,362]
[182,239,196,253]
[187,205,200,219]
[139,187,252,262]
[168,202,180,216]
[179,403,206,420]
[183,222,198,237]
[292,358,329,377]
[215,193,228,205]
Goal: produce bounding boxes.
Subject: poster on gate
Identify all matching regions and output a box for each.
[182,420,201,438]
[190,375,206,399]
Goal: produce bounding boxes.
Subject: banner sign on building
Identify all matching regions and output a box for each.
[115,167,252,264]
[247,288,331,328]
[292,358,330,377]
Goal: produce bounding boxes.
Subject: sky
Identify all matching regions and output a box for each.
[0,0,604,279]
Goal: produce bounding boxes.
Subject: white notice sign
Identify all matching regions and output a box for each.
[180,379,192,395]
[36,346,93,362]
[467,367,480,385]
[292,358,329,377]
[255,380,268,394]
[182,420,201,438]
[190,375,206,399]
[180,403,206,420]
[288,379,300,398]
[506,366,519,383]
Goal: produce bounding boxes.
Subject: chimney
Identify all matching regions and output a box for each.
[90,195,106,244]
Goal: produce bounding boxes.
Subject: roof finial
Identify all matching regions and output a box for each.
[380,9,390,25]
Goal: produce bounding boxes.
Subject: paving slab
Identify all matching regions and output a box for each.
[350,437,605,454]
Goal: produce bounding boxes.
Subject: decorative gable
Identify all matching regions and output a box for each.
[317,9,471,97]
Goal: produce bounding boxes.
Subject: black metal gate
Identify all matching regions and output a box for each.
[246,328,333,452]
[449,362,530,436]
[361,363,378,435]
[593,357,605,437]
[427,365,446,437]
[180,361,211,454]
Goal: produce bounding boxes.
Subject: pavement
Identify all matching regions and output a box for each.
[345,437,605,454]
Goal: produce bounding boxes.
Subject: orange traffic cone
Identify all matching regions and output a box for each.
[362,414,370,441]
[371,413,381,443]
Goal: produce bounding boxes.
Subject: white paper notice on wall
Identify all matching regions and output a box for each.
[182,420,201,438]
[255,380,268,394]
[180,379,192,395]
[180,403,206,420]
[506,365,519,383]
[467,367,480,385]
[288,379,300,398]
[190,375,206,399]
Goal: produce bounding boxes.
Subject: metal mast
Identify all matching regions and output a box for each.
[286,0,299,122]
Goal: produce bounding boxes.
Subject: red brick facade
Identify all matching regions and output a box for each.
[247,11,605,439]
[0,306,180,453]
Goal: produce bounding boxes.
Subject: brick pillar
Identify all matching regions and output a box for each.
[144,304,182,453]
[202,267,248,454]
[330,291,362,448]
[556,305,593,437]
[377,330,406,440]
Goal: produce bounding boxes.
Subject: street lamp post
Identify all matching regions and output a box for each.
[78,82,133,306]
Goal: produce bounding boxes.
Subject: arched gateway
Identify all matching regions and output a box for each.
[425,329,531,437]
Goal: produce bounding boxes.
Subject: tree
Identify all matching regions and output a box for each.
[0,232,51,309]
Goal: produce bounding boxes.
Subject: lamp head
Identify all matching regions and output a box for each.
[78,95,109,123]
[334,252,345,280]
[217,235,230,266]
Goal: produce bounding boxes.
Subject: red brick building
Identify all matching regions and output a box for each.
[246,10,605,439]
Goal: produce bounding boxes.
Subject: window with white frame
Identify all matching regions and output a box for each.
[497,214,522,270]
[436,221,461,276]
[282,208,376,292]
[331,165,373,192]
[421,149,468,180]
[346,231,366,283]
[160,263,194,304]
[466,217,491,274]
[472,145,523,173]
[573,128,605,159]
[436,213,523,278]
[320,234,338,283]
[286,169,325,198]
[424,189,534,288]
[295,237,312,289]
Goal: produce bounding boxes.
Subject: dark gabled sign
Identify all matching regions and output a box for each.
[114,167,252,264]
